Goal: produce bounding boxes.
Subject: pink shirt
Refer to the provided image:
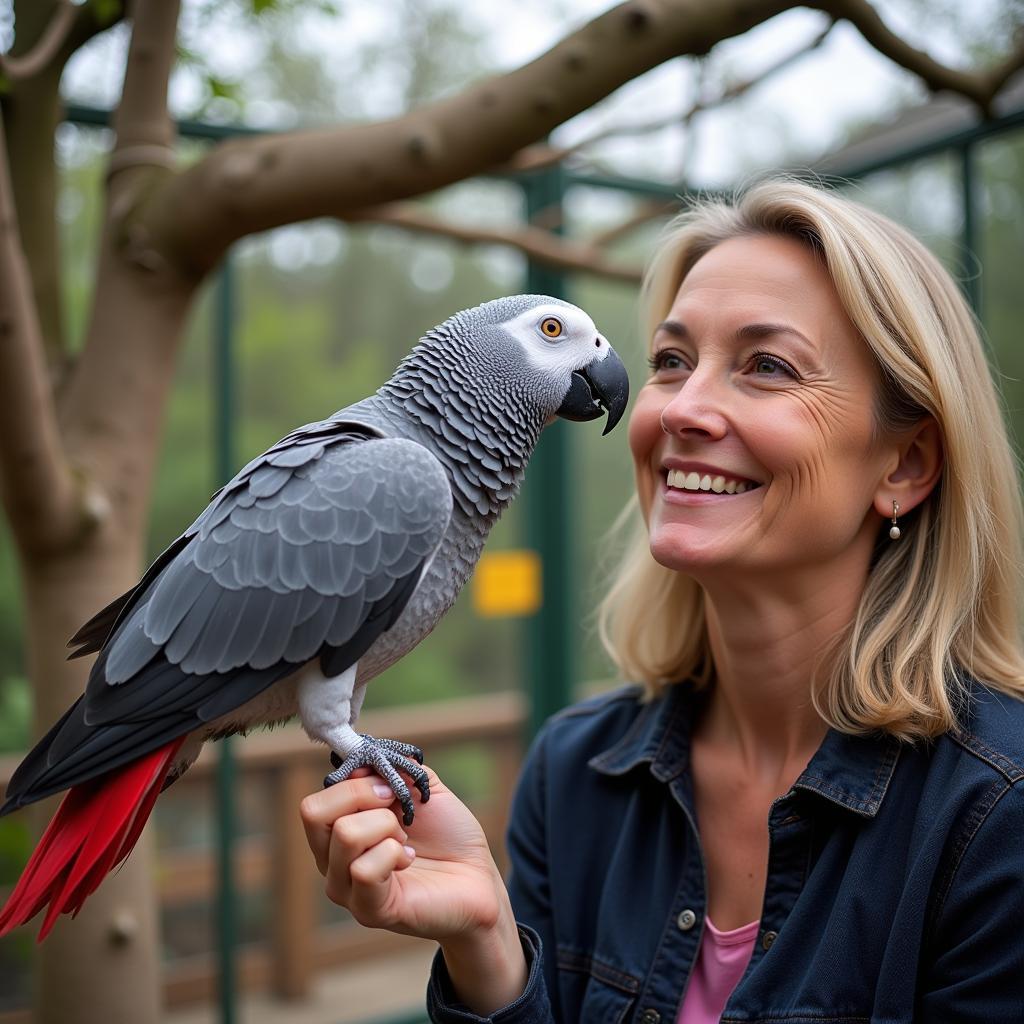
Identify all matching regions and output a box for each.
[676,917,759,1024]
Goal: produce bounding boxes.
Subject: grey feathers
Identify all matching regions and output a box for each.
[374,332,541,518]
[106,433,451,682]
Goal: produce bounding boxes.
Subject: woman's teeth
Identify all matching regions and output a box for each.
[666,469,757,494]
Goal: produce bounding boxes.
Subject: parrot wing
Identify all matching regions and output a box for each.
[66,417,371,660]
[3,428,452,812]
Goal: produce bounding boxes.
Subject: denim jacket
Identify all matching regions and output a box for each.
[427,677,1024,1023]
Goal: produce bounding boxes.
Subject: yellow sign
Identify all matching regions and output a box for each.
[472,550,542,618]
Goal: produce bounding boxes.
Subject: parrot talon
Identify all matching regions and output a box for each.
[373,736,424,764]
[322,734,430,825]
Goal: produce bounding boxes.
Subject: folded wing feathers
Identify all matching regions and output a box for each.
[99,435,451,684]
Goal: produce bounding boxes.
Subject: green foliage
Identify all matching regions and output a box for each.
[0,677,30,754]
[0,525,27,752]
[89,0,125,26]
[0,815,30,886]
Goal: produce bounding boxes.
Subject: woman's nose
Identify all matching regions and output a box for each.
[659,372,729,441]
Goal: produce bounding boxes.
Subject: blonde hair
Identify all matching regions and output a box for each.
[598,177,1024,740]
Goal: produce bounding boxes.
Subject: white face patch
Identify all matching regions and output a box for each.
[500,302,612,375]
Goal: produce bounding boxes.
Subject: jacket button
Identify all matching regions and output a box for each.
[640,1011,661,1024]
[762,930,778,951]
[676,908,697,931]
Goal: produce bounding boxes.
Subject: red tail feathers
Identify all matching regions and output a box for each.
[0,738,186,940]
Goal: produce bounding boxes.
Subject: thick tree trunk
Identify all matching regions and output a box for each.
[28,195,197,1019]
[1,2,190,1018]
[22,538,162,1024]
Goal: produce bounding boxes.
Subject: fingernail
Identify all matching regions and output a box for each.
[373,783,392,799]
[403,845,416,860]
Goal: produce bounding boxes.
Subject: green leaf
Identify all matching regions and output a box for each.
[90,0,124,27]
[206,75,240,101]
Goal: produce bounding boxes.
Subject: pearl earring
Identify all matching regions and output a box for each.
[889,501,901,540]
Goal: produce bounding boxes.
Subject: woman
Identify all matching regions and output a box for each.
[299,179,1024,1022]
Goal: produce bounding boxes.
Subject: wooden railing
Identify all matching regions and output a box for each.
[0,691,527,1017]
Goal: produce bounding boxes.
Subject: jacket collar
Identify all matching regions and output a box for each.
[588,681,699,784]
[589,682,901,819]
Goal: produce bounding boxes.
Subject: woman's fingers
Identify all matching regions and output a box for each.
[335,837,417,926]
[299,775,399,874]
[331,806,408,863]
[323,806,409,906]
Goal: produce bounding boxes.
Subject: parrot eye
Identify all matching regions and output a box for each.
[540,316,564,340]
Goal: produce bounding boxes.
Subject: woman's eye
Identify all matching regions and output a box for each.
[749,352,796,378]
[648,350,687,373]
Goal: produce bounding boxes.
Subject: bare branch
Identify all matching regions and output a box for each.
[61,1,126,63]
[987,46,1024,97]
[0,107,86,552]
[508,18,836,174]
[589,199,679,248]
[0,1,76,82]
[117,0,1024,284]
[813,0,1024,115]
[111,0,180,155]
[146,0,801,275]
[350,203,643,284]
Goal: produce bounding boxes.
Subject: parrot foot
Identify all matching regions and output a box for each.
[324,734,429,826]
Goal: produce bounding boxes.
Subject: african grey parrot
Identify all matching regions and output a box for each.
[0,294,628,938]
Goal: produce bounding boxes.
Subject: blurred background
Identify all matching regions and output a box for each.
[1,0,1023,1020]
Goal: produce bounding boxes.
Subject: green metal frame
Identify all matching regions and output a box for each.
[522,163,576,739]
[212,256,239,1022]
[62,97,1023,1022]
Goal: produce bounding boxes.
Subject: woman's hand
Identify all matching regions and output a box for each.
[299,765,527,1014]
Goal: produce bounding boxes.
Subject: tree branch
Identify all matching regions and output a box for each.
[589,199,679,248]
[0,106,86,552]
[146,0,799,275]
[350,203,643,283]
[815,0,1024,116]
[111,0,179,156]
[60,1,126,65]
[0,0,76,82]
[148,0,1023,276]
[508,18,836,174]
[60,0,197,529]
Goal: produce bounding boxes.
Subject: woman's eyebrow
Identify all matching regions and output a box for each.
[653,320,817,357]
[736,322,815,352]
[653,320,688,338]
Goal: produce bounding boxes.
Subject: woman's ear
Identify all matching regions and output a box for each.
[872,416,944,519]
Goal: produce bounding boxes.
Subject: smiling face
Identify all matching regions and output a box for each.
[629,232,896,585]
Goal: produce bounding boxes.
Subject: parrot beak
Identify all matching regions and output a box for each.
[556,343,630,435]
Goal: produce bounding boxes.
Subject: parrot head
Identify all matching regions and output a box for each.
[440,294,630,436]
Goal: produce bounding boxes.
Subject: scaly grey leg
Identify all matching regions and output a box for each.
[324,734,429,826]
[297,661,430,824]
